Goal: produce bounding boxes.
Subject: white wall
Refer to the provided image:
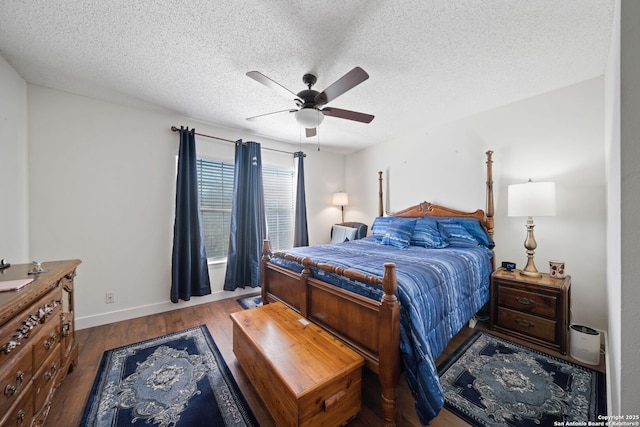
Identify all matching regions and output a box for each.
[0,56,29,263]
[346,77,608,333]
[619,0,640,414]
[26,85,344,329]
[344,124,488,229]
[605,0,621,414]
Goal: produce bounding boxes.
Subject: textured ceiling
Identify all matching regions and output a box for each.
[0,1,614,153]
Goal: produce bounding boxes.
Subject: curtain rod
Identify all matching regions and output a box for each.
[170,126,298,155]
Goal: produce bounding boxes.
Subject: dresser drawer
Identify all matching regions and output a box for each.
[496,285,557,319]
[33,343,61,415]
[0,348,33,416]
[32,304,62,368]
[496,307,556,343]
[0,289,62,366]
[0,381,34,427]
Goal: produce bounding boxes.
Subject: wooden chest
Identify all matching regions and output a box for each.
[230,302,364,427]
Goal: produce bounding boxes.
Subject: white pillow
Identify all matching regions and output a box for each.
[330,225,358,243]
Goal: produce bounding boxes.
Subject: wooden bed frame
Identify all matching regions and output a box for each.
[260,151,495,426]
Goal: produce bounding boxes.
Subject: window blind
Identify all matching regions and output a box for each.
[196,159,294,261]
[263,167,295,251]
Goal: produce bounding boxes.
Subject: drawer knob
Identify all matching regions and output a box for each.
[43,332,57,350]
[515,296,534,305]
[44,363,58,381]
[515,318,534,328]
[3,371,24,397]
[17,409,25,426]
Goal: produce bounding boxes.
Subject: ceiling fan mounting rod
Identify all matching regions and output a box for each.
[302,73,317,89]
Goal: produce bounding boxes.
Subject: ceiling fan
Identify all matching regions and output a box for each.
[246,67,374,137]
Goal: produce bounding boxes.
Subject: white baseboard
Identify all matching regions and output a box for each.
[75,287,259,330]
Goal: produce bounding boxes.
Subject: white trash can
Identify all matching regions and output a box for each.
[569,324,600,365]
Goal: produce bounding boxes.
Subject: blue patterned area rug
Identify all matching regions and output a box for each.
[437,331,606,427]
[80,325,258,427]
[236,294,262,310]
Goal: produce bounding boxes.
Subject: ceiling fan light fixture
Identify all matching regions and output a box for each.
[295,108,324,128]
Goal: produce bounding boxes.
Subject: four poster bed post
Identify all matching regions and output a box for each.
[260,151,494,426]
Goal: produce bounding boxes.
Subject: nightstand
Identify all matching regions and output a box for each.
[490,268,571,354]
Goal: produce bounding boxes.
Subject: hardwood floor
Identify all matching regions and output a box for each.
[49,294,605,427]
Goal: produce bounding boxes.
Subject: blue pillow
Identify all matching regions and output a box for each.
[371,216,395,236]
[437,217,494,248]
[411,217,449,248]
[438,221,479,247]
[381,218,416,248]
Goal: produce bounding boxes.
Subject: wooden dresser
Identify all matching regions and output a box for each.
[0,260,81,427]
[490,268,571,354]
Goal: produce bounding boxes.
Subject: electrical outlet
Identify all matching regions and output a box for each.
[105,292,115,304]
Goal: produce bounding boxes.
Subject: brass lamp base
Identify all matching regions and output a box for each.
[520,216,542,278]
[520,258,542,277]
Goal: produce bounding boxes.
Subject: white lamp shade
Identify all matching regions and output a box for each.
[508,181,556,217]
[332,192,349,206]
[295,108,324,128]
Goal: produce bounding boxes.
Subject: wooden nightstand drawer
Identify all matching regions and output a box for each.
[496,307,556,342]
[496,285,557,319]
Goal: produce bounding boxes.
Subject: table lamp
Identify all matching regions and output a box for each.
[508,180,556,277]
[332,192,349,223]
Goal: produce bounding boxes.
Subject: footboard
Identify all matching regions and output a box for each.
[261,240,400,427]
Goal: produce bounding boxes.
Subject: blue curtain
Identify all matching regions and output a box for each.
[224,141,266,290]
[171,127,211,302]
[293,151,309,247]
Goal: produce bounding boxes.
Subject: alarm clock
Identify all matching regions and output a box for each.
[501,261,516,271]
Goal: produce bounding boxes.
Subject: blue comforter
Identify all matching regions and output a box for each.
[270,236,492,424]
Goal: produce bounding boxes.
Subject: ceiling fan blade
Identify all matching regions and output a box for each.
[315,67,369,106]
[321,107,374,123]
[305,128,317,138]
[246,71,301,102]
[246,109,297,121]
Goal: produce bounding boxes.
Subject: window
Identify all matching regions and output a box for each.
[262,167,295,251]
[196,158,295,261]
